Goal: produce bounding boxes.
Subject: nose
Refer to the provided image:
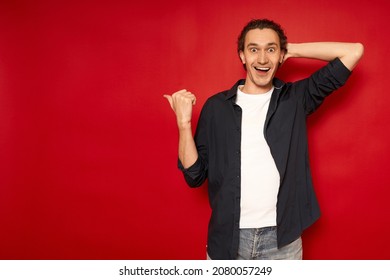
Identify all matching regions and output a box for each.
[257,50,268,64]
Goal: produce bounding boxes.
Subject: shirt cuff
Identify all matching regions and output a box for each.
[330,57,352,85]
[177,157,202,179]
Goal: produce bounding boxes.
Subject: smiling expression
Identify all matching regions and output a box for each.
[239,28,285,94]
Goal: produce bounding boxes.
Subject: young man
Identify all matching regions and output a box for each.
[164,19,363,260]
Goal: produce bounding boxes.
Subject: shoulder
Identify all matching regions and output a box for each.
[199,91,229,117]
[206,90,229,103]
[198,84,240,118]
[204,80,244,105]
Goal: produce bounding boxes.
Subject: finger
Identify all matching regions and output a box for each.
[185,93,196,105]
[173,89,188,96]
[179,92,196,105]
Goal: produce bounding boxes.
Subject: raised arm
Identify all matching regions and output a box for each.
[164,89,198,169]
[284,42,364,71]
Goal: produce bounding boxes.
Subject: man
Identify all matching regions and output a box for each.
[164,19,363,260]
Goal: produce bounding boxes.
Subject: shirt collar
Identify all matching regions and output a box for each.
[224,78,285,101]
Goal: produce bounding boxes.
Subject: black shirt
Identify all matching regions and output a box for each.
[178,58,351,259]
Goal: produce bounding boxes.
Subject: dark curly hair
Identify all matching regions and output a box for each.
[237,19,288,58]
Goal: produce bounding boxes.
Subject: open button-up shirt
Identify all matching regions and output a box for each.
[178,58,351,260]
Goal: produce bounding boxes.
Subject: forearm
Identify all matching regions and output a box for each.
[287,42,364,71]
[178,126,198,169]
[164,89,199,168]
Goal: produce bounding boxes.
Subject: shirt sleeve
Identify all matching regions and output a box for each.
[177,156,207,187]
[298,57,351,115]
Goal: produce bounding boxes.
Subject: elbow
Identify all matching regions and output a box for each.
[342,42,364,71]
[353,42,364,61]
[185,175,206,188]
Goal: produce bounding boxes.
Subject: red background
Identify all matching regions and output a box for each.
[0,0,389,259]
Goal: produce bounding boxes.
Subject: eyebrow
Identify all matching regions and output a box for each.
[247,42,279,48]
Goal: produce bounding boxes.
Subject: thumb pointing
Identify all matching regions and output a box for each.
[163,94,174,110]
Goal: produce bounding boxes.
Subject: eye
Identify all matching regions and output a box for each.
[250,48,257,53]
[268,47,275,53]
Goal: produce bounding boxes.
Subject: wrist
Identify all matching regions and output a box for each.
[177,120,192,131]
[285,43,298,59]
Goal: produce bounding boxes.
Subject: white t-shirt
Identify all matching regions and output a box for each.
[236,86,280,229]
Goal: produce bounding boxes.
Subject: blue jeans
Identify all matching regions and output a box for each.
[236,227,302,260]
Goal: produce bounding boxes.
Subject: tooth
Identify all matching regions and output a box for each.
[255,67,270,71]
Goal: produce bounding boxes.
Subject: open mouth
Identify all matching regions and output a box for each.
[254,66,270,73]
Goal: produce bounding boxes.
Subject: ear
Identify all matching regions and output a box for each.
[239,51,245,64]
[279,49,286,64]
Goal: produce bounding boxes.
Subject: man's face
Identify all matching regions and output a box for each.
[239,28,285,94]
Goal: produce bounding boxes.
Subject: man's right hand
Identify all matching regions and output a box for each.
[163,89,197,130]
